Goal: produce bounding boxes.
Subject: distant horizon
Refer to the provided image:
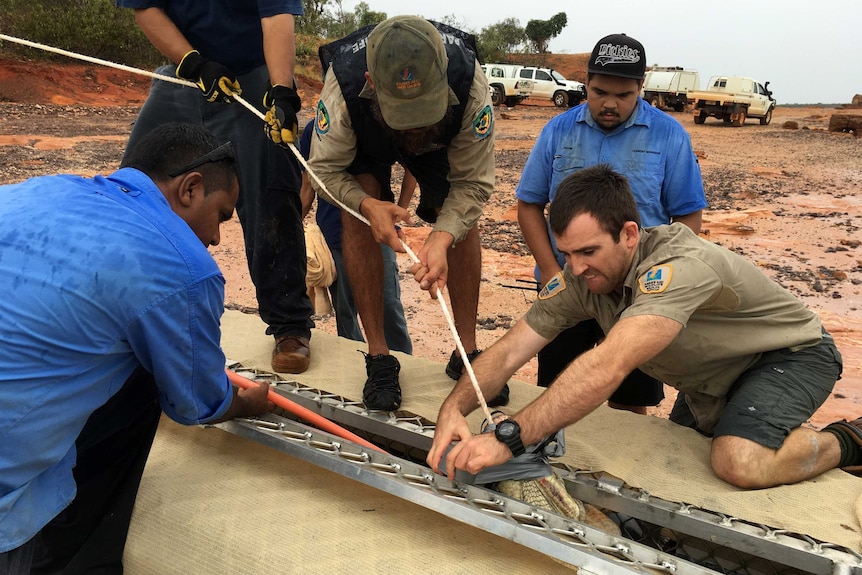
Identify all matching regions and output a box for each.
[336,0,861,106]
[478,54,858,107]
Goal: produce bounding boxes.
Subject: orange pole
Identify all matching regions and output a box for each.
[226,369,388,454]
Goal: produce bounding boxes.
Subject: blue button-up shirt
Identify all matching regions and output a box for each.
[516,99,707,281]
[0,169,233,552]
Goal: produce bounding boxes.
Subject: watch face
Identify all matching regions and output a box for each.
[497,420,516,438]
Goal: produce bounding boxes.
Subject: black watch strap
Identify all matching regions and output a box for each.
[495,420,526,457]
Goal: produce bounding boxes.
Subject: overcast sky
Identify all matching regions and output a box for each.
[340,0,861,105]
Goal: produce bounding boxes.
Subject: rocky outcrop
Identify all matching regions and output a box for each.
[829,114,862,136]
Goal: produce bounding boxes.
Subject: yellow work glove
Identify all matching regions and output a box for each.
[176,50,241,104]
[263,84,301,148]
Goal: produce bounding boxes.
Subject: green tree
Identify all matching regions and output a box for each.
[297,0,332,36]
[0,0,161,67]
[323,0,386,38]
[524,12,567,53]
[476,18,526,63]
[296,0,386,64]
[438,14,467,29]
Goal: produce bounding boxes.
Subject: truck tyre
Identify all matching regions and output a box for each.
[674,102,685,112]
[760,107,773,125]
[553,90,568,107]
[650,96,660,108]
[732,110,746,127]
[694,111,707,124]
[490,85,505,107]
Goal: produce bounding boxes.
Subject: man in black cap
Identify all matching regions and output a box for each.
[515,33,707,413]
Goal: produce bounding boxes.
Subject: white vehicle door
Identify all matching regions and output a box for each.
[531,69,555,99]
[749,83,770,115]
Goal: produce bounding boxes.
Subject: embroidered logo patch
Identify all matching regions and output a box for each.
[638,264,673,294]
[315,100,330,135]
[473,105,493,139]
[538,272,566,300]
[593,42,641,68]
[395,68,421,91]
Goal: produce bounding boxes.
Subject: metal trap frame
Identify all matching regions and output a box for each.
[223,362,862,575]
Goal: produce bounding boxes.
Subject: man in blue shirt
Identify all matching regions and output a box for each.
[0,124,273,575]
[516,33,707,412]
[117,0,315,375]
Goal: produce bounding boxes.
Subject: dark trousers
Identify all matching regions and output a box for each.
[124,63,313,340]
[29,367,161,575]
[0,536,36,575]
[537,319,665,407]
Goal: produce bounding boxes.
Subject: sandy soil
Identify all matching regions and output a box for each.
[1,57,861,429]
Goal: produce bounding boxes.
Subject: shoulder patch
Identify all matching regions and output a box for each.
[315,100,330,135]
[538,272,566,300]
[472,105,493,139]
[638,264,673,294]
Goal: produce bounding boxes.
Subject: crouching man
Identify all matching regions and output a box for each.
[429,164,855,490]
[0,124,273,574]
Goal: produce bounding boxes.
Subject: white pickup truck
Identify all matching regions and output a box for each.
[481,63,535,107]
[687,76,776,126]
[641,66,699,112]
[516,66,586,107]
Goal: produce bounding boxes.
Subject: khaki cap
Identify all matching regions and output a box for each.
[366,16,450,130]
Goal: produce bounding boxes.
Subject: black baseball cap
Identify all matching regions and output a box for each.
[587,34,646,80]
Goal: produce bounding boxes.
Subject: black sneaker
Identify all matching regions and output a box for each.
[445,349,509,407]
[363,353,401,411]
[445,349,482,380]
[488,383,510,408]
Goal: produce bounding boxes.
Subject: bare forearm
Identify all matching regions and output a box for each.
[445,320,546,416]
[133,8,193,64]
[261,13,296,87]
[208,384,273,423]
[516,345,629,445]
[672,210,703,235]
[514,315,683,445]
[517,200,561,282]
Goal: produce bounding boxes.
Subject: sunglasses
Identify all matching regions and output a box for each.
[168,141,235,178]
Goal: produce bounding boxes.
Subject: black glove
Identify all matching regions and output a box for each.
[263,84,301,148]
[176,50,241,104]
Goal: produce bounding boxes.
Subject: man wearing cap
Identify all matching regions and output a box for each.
[516,33,707,413]
[308,15,502,412]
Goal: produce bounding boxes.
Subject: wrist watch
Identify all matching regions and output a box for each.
[494,419,526,457]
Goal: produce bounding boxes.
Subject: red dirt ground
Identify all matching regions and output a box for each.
[2,55,860,430]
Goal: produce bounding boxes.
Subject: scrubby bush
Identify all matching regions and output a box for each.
[0,0,163,68]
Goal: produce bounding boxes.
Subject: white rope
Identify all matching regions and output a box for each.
[0,33,495,422]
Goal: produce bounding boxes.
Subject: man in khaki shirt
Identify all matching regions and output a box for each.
[429,164,857,489]
[308,16,501,411]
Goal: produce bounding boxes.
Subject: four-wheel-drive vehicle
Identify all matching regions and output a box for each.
[688,76,776,126]
[517,66,586,107]
[480,63,535,107]
[641,66,699,112]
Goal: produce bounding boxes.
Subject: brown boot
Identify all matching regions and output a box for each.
[272,335,310,374]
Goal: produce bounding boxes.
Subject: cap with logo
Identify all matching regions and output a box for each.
[366,15,451,130]
[587,33,646,80]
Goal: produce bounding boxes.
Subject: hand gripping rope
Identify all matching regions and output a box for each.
[0,33,495,424]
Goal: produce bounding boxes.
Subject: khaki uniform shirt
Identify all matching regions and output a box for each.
[526,223,823,402]
[308,63,495,244]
